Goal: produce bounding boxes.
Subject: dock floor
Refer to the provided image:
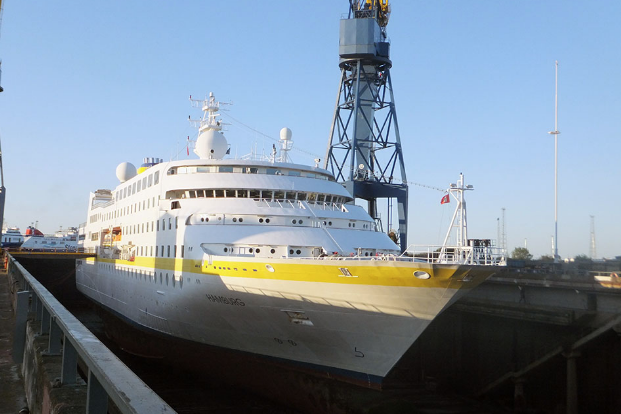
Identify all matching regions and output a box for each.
[0,268,27,414]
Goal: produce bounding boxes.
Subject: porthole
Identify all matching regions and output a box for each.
[270,249,276,254]
[299,220,303,224]
[256,248,260,253]
[201,217,204,222]
[414,271,431,280]
[365,252,369,256]
[328,221,332,226]
[239,218,243,223]
[292,219,297,224]
[224,247,228,252]
[233,218,237,222]
[259,218,264,223]
[206,217,209,222]
[266,219,271,223]
[266,264,275,272]
[289,249,294,254]
[296,249,301,255]
[348,223,351,227]
[249,248,254,253]
[352,223,356,227]
[323,221,327,225]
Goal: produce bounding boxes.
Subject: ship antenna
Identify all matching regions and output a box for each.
[439,173,474,262]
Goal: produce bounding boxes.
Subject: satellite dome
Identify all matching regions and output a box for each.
[195,129,228,159]
[116,162,137,183]
[280,127,292,141]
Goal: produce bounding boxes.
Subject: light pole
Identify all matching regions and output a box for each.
[548,61,560,263]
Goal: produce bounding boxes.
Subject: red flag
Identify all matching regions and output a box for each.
[441,194,450,204]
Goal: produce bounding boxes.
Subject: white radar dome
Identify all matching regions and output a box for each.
[195,129,228,159]
[116,162,137,183]
[280,127,292,141]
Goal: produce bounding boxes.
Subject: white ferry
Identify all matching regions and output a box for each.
[1,227,24,248]
[20,226,78,252]
[76,93,504,387]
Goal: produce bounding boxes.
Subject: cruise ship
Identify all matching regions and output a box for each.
[76,93,504,387]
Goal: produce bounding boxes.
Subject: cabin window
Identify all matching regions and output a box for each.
[219,166,233,173]
[157,220,160,231]
[169,218,172,230]
[142,177,147,188]
[245,167,258,174]
[123,187,128,198]
[274,191,284,201]
[285,192,296,200]
[167,245,170,257]
[225,190,236,198]
[172,201,180,210]
[317,194,325,202]
[132,182,136,194]
[148,174,153,187]
[308,193,317,202]
[215,190,224,198]
[154,171,160,185]
[137,181,141,192]
[197,166,211,173]
[237,190,248,198]
[288,170,301,177]
[174,245,177,257]
[298,193,307,201]
[167,168,176,175]
[181,245,184,258]
[249,190,260,199]
[161,245,164,257]
[175,217,178,228]
[264,191,274,201]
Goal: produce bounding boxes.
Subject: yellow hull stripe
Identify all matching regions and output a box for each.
[86,256,497,289]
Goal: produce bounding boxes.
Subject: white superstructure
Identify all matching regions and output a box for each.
[76,93,503,385]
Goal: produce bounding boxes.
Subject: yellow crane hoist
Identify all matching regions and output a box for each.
[353,0,391,27]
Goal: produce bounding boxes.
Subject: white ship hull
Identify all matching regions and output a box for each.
[76,255,494,382]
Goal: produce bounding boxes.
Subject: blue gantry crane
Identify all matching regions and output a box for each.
[325,0,408,251]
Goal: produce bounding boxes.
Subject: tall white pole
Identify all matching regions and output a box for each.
[548,61,560,263]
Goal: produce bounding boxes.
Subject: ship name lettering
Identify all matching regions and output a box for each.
[205,294,245,306]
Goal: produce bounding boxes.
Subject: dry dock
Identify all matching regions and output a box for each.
[4,253,621,413]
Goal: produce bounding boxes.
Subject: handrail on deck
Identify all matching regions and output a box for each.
[8,254,175,414]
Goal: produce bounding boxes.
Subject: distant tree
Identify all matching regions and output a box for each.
[574,254,591,262]
[511,247,533,260]
[539,255,554,262]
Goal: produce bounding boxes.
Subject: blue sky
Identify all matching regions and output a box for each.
[0,1,619,259]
